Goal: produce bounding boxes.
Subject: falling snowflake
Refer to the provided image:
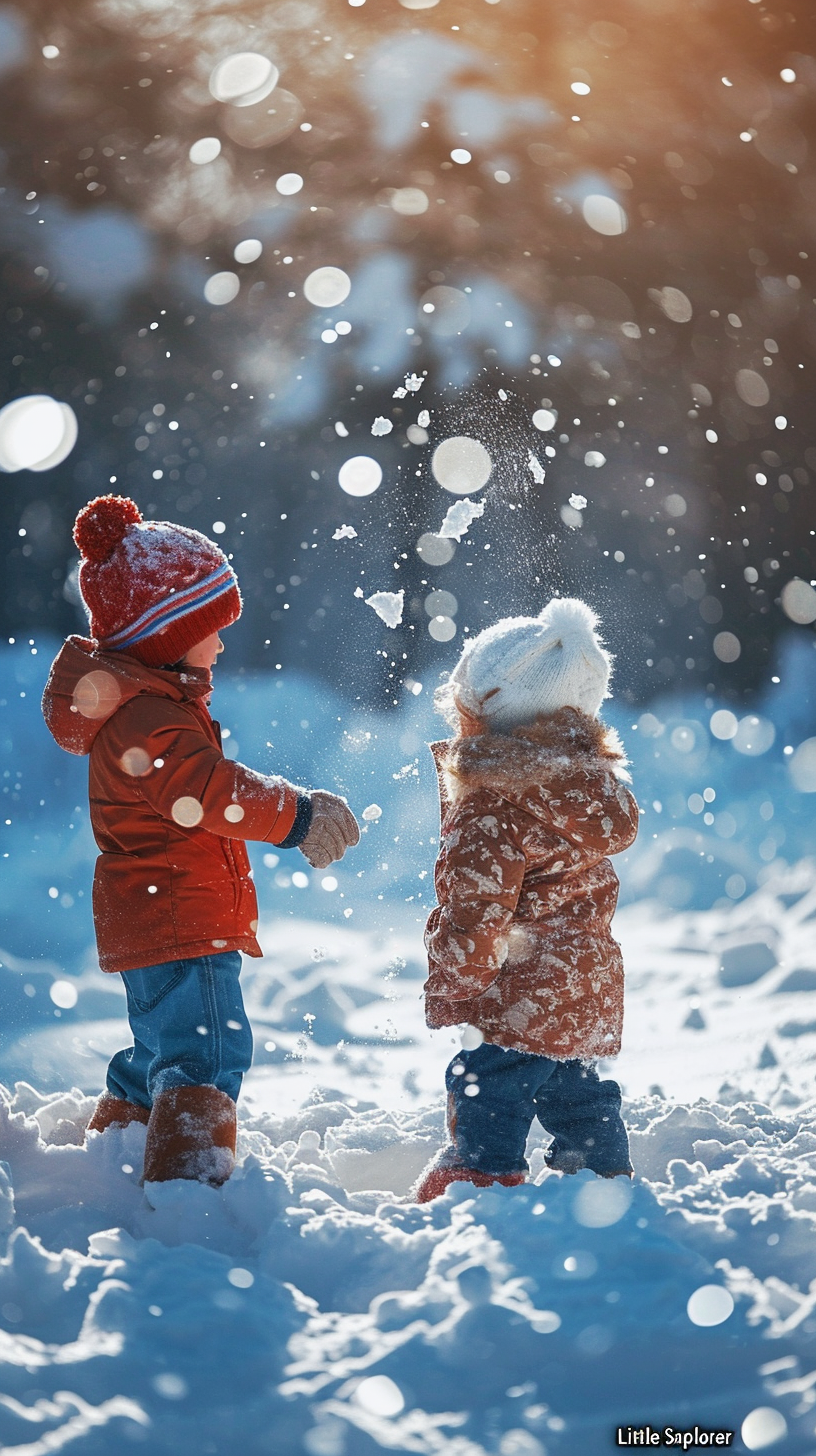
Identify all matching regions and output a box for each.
[354,586,364,598]
[527,450,546,483]
[364,590,404,628]
[404,373,424,392]
[392,387,407,399]
[333,524,358,540]
[418,409,430,427]
[569,493,588,510]
[371,417,393,436]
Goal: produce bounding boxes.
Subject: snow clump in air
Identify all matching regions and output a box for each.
[527,451,546,483]
[439,498,485,541]
[364,590,404,628]
[332,525,358,540]
[371,417,393,436]
[394,373,425,398]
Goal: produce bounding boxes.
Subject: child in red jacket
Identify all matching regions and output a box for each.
[42,495,359,1188]
[415,598,639,1201]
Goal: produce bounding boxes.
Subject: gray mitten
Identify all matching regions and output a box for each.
[300,791,360,869]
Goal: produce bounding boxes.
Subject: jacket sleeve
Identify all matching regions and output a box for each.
[537,769,639,857]
[425,801,527,1002]
[106,697,300,846]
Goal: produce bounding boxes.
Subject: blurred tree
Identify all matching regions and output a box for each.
[0,0,814,705]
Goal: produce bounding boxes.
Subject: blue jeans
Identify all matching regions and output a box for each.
[446,1042,631,1177]
[106,952,253,1108]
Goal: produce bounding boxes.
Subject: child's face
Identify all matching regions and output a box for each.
[183,631,225,670]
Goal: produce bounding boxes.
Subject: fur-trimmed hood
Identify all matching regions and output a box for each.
[431,706,630,817]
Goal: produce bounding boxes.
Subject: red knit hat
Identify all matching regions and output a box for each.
[73,495,242,667]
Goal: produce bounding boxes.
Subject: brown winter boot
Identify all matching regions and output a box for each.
[414,1146,526,1203]
[86,1091,150,1137]
[142,1085,237,1186]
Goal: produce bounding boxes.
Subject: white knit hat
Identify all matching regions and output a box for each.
[441,597,612,730]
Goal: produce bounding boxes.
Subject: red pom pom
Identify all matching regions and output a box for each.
[73,495,142,563]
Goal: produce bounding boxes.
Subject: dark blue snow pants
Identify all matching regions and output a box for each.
[446,1041,632,1177]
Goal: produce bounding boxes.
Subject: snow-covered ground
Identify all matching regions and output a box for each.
[3,645,816,1453]
[4,882,816,1455]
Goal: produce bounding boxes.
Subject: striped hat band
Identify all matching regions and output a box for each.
[100,563,236,651]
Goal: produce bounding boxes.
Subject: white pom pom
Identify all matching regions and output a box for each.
[538,597,600,638]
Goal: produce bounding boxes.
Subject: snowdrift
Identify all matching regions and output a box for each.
[4,880,816,1454]
[1,1077,813,1454]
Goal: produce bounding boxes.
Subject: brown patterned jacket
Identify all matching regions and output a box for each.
[424,708,639,1059]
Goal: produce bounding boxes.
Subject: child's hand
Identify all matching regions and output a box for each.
[300,791,360,869]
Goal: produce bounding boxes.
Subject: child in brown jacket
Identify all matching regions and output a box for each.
[43,495,359,1188]
[415,598,639,1201]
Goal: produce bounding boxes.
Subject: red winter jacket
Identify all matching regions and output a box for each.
[424,708,639,1060]
[42,637,300,973]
